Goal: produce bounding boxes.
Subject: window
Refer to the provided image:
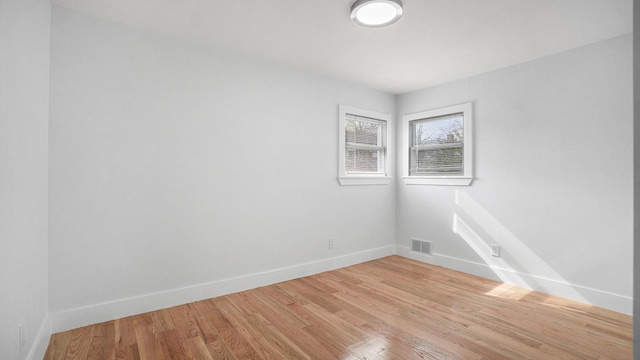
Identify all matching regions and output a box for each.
[410,113,464,175]
[345,116,384,173]
[402,102,473,185]
[338,105,391,185]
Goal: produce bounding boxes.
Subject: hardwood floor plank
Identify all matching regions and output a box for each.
[253,287,310,328]
[85,321,115,360]
[189,301,227,345]
[241,290,337,360]
[159,329,189,360]
[213,296,289,360]
[62,325,95,359]
[114,317,138,360]
[188,306,236,360]
[133,314,167,360]
[44,256,632,360]
[167,304,201,339]
[189,336,215,360]
[201,299,261,360]
[44,328,71,360]
[151,309,176,333]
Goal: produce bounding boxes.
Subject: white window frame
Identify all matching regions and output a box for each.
[338,105,392,186]
[402,102,473,186]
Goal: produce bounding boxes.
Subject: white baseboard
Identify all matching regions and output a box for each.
[27,315,51,360]
[50,245,394,333]
[395,245,632,315]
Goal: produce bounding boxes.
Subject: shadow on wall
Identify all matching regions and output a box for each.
[452,190,589,304]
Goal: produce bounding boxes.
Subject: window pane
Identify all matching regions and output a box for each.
[344,114,384,174]
[412,113,463,146]
[415,147,463,173]
[346,148,380,173]
[346,115,381,146]
[410,113,464,175]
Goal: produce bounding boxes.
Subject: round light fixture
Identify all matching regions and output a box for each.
[351,0,403,27]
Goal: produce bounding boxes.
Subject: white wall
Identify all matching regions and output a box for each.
[0,0,51,359]
[48,7,396,330]
[396,35,633,313]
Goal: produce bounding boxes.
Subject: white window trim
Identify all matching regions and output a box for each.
[401,102,473,186]
[338,105,392,186]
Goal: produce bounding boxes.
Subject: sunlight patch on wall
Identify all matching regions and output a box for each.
[453,190,587,303]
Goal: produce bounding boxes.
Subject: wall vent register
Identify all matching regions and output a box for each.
[411,239,432,255]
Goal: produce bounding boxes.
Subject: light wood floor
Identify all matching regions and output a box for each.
[44,256,632,359]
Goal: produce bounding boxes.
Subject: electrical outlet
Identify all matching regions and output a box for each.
[18,322,25,352]
[491,244,501,257]
[328,237,335,249]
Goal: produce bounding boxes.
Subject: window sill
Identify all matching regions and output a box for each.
[402,176,473,186]
[338,176,392,186]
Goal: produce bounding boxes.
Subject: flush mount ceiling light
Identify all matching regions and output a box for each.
[351,0,403,27]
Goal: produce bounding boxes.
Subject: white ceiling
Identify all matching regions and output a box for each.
[51,0,632,94]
